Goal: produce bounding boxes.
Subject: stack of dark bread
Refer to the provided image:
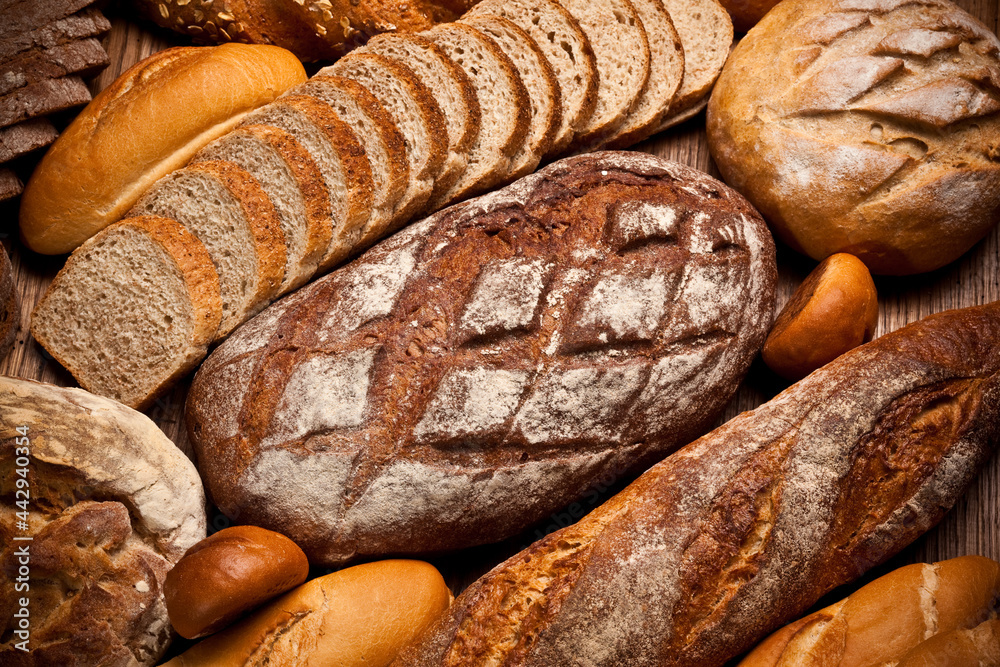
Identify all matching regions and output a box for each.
[0,0,110,201]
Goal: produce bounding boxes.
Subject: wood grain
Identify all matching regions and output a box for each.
[0,0,997,620]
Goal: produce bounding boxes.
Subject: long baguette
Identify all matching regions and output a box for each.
[393,301,1000,667]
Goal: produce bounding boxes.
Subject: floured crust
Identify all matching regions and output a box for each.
[394,301,1000,666]
[186,151,776,566]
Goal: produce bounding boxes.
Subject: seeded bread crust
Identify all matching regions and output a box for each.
[0,245,17,361]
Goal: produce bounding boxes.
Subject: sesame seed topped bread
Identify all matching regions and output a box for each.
[240,94,375,270]
[603,0,686,148]
[460,15,562,178]
[423,22,532,205]
[129,161,286,338]
[325,53,449,226]
[558,0,651,148]
[30,216,223,409]
[466,0,598,154]
[358,33,481,208]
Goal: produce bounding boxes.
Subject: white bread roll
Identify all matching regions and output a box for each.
[162,560,452,667]
[19,43,306,255]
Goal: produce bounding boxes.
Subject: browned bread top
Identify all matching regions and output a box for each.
[392,299,1000,667]
[186,151,776,566]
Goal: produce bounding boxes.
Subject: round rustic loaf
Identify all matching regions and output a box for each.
[0,377,207,665]
[706,0,1000,275]
[186,151,776,565]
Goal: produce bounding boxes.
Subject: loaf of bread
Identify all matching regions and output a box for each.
[707,0,1000,275]
[186,152,776,565]
[162,560,452,667]
[392,300,1000,666]
[19,43,306,255]
[738,555,1000,666]
[897,619,1000,666]
[0,376,207,665]
[0,245,16,360]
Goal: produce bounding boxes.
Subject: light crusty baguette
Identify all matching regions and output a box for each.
[466,0,598,154]
[358,32,481,208]
[0,245,17,360]
[239,94,375,270]
[129,160,286,338]
[31,216,222,410]
[162,560,452,667]
[898,619,1000,666]
[459,15,562,176]
[19,44,306,255]
[288,75,410,245]
[392,301,1000,666]
[738,556,1000,666]
[422,22,531,203]
[325,53,448,225]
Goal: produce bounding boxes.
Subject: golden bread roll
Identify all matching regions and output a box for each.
[897,619,1000,666]
[19,43,306,255]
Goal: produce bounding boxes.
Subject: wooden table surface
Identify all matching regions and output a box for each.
[1,0,998,612]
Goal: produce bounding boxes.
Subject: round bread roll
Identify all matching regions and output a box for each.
[738,555,1000,666]
[19,43,307,255]
[162,560,452,667]
[763,253,878,380]
[0,245,16,361]
[0,376,207,666]
[164,526,310,639]
[706,0,1000,275]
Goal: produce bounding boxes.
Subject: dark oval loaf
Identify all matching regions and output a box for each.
[392,301,1000,667]
[186,151,777,565]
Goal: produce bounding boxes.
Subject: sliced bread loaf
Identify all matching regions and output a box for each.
[358,32,481,208]
[460,15,562,177]
[0,75,91,129]
[0,37,109,97]
[241,95,375,269]
[423,22,531,204]
[129,161,286,338]
[193,124,332,293]
[30,216,222,410]
[0,117,58,162]
[289,75,408,248]
[558,0,651,148]
[602,0,685,148]
[0,167,22,202]
[466,0,597,155]
[324,53,448,226]
[0,244,17,361]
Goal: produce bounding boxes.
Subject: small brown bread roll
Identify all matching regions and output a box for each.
[0,245,16,360]
[19,43,306,255]
[763,253,878,380]
[897,619,1000,667]
[164,526,309,639]
[162,560,452,667]
[738,556,1000,666]
[707,0,1000,275]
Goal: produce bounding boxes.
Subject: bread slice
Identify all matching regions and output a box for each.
[0,244,17,361]
[324,53,448,226]
[558,0,651,148]
[656,0,733,128]
[0,167,22,202]
[0,0,96,40]
[0,117,58,162]
[466,0,597,154]
[0,7,110,62]
[0,76,91,129]
[460,15,562,177]
[602,0,685,148]
[423,22,531,205]
[358,32,481,208]
[193,124,332,293]
[130,161,286,338]
[289,75,408,249]
[30,215,222,410]
[241,95,376,270]
[0,37,109,96]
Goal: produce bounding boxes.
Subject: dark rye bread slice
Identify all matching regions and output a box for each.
[130,161,286,338]
[423,22,531,205]
[325,53,448,227]
[460,15,562,177]
[0,76,91,129]
[31,216,223,410]
[0,117,58,162]
[0,7,109,61]
[289,75,408,249]
[358,32,482,209]
[0,0,97,40]
[194,124,333,294]
[0,244,17,361]
[0,167,22,201]
[559,0,652,148]
[243,94,376,269]
[467,0,598,154]
[0,37,109,97]
[603,0,686,148]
